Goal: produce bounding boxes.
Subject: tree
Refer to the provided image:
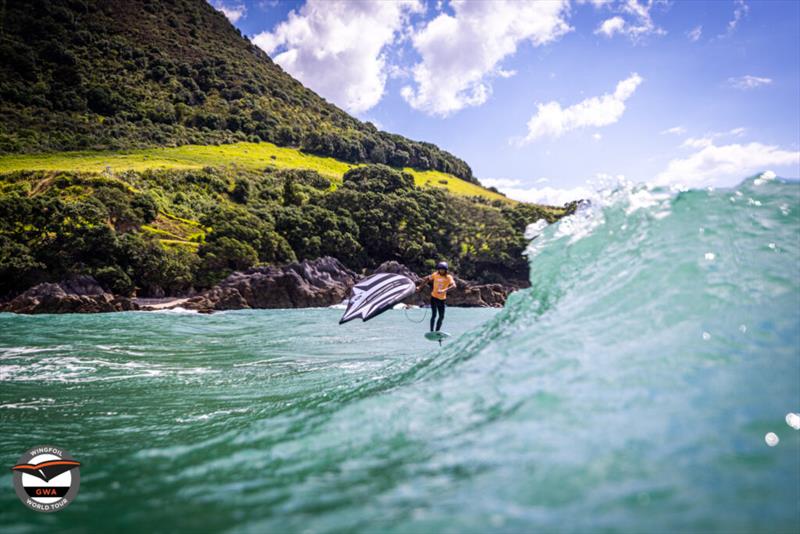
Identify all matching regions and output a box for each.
[341,165,415,194]
[196,237,258,286]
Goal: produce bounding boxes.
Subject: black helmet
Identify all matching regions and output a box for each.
[436,261,448,271]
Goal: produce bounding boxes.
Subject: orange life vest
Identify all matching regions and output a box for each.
[431,272,454,300]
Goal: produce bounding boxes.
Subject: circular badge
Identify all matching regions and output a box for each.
[11,445,81,513]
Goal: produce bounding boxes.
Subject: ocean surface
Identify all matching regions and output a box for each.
[1,175,798,533]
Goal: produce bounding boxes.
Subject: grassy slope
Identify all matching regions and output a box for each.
[0,0,473,181]
[0,142,511,203]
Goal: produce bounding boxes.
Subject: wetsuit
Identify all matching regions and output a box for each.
[430,296,446,332]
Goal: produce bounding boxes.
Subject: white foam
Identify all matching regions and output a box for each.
[175,407,249,423]
[147,306,199,314]
[753,171,776,186]
[525,178,678,260]
[0,353,213,383]
[524,219,549,240]
[0,346,70,359]
[0,398,56,410]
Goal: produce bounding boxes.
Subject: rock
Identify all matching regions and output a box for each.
[183,286,248,311]
[445,279,511,307]
[60,275,106,296]
[373,261,421,282]
[0,276,139,314]
[184,257,358,311]
[375,261,516,308]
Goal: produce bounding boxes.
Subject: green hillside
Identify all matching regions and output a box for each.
[0,165,572,297]
[0,0,473,180]
[0,142,511,203]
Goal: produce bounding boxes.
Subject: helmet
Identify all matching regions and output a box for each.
[436,261,448,271]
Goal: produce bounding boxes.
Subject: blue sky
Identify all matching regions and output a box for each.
[212,0,799,203]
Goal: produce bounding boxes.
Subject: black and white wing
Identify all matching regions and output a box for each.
[339,273,416,324]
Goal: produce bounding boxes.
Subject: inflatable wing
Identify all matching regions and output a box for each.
[339,273,416,324]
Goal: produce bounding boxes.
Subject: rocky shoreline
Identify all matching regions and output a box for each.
[0,257,521,315]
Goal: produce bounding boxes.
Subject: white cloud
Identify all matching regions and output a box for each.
[578,0,615,7]
[482,178,592,206]
[678,128,747,148]
[592,132,603,141]
[482,178,524,189]
[595,16,626,37]
[687,25,702,42]
[723,0,749,36]
[681,137,713,149]
[594,0,666,41]
[401,0,572,116]
[517,73,643,143]
[655,141,799,187]
[213,1,246,23]
[728,75,773,90]
[253,0,421,114]
[661,126,686,135]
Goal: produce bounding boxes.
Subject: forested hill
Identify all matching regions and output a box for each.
[0,0,474,181]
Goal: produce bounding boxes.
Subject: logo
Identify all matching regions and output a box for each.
[11,445,81,512]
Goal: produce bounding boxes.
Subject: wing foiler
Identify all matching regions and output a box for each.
[339,273,416,324]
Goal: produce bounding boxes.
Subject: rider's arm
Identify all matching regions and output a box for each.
[446,276,456,292]
[416,275,431,292]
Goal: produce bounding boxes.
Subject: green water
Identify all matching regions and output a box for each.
[1,176,799,532]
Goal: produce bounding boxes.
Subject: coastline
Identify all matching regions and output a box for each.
[0,257,521,315]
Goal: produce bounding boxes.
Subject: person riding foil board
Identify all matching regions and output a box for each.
[416,261,456,332]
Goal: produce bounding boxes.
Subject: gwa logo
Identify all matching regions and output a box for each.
[11,445,81,513]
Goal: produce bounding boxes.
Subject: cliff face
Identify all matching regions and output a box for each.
[0,0,473,180]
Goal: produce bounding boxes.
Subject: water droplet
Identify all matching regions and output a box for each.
[704,252,715,261]
[786,413,800,430]
[739,324,747,333]
[702,332,711,341]
[765,432,779,447]
[768,243,776,250]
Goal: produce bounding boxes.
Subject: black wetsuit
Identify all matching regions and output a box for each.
[430,297,445,332]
